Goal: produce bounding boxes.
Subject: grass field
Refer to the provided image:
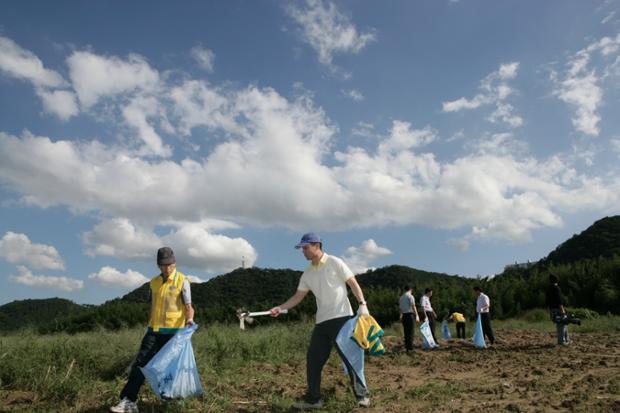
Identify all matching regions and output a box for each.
[1,315,619,412]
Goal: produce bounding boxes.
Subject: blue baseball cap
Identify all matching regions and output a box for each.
[295,232,321,249]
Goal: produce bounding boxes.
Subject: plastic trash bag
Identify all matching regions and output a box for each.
[441,320,452,340]
[141,324,204,399]
[420,320,439,349]
[335,316,366,388]
[472,313,486,349]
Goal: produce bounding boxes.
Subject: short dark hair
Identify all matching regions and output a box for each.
[404,285,412,292]
[425,288,432,294]
[549,274,558,284]
[473,286,481,292]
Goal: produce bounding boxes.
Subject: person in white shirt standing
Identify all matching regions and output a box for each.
[271,233,370,410]
[420,288,438,343]
[474,286,495,345]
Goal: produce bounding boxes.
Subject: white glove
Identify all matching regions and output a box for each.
[270,306,283,317]
[357,303,369,316]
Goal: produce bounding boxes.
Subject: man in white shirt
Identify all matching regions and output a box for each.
[270,233,370,410]
[399,286,420,351]
[474,286,495,345]
[420,288,437,343]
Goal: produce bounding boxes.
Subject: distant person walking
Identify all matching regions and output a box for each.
[449,311,467,339]
[420,288,438,343]
[270,233,370,410]
[399,286,420,351]
[110,247,195,413]
[546,274,570,346]
[474,287,495,345]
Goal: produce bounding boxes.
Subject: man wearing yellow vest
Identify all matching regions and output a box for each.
[448,311,466,339]
[110,247,195,413]
[270,233,371,410]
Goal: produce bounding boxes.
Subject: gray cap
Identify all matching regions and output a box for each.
[157,247,176,265]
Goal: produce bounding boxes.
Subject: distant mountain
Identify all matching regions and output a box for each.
[543,216,620,265]
[2,216,619,333]
[0,298,88,332]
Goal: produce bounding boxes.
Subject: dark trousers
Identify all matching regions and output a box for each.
[480,312,495,344]
[305,316,368,404]
[401,313,415,350]
[120,331,174,402]
[456,322,466,339]
[425,311,437,343]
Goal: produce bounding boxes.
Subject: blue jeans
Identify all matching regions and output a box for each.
[550,309,569,345]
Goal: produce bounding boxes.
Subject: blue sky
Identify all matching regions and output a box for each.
[1,0,619,306]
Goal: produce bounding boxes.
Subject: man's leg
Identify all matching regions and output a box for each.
[402,314,414,350]
[426,312,437,343]
[120,332,173,402]
[456,322,464,339]
[481,313,495,344]
[304,322,333,403]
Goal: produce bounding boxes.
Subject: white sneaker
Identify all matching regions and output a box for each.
[357,397,371,407]
[110,398,139,413]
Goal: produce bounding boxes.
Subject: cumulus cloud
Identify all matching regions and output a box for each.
[0,232,65,270]
[191,46,215,72]
[443,62,523,128]
[9,265,83,292]
[0,36,66,87]
[552,34,620,136]
[286,0,376,74]
[0,45,619,250]
[82,218,256,273]
[67,51,160,109]
[88,266,149,289]
[35,88,79,121]
[342,239,392,274]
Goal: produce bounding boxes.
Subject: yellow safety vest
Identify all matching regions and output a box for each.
[148,271,186,333]
[452,312,466,323]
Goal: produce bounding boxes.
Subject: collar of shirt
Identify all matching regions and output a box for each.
[161,270,177,283]
[308,252,329,270]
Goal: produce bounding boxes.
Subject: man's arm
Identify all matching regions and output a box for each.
[346,276,366,304]
[271,289,308,316]
[413,303,420,322]
[185,303,195,325]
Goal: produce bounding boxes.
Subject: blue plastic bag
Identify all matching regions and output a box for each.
[335,316,366,388]
[140,324,204,399]
[420,320,439,349]
[441,320,452,340]
[472,313,486,349]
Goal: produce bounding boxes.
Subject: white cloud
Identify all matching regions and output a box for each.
[9,265,83,292]
[191,46,215,72]
[122,95,172,157]
[88,266,149,289]
[552,34,620,136]
[82,218,256,273]
[442,62,522,128]
[0,232,65,270]
[67,51,160,108]
[379,121,436,153]
[0,36,66,88]
[35,88,79,121]
[342,239,392,274]
[610,137,620,153]
[342,89,364,101]
[286,0,376,73]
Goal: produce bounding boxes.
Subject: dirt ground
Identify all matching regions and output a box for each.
[341,329,620,412]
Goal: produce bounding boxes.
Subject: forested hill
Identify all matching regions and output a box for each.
[1,215,619,333]
[543,216,620,265]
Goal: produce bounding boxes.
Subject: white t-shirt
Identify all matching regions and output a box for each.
[420,294,433,313]
[297,253,354,324]
[477,293,491,313]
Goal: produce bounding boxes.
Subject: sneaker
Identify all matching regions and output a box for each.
[357,397,371,407]
[292,400,323,410]
[110,398,139,413]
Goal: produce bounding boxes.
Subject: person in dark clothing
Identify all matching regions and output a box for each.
[546,274,569,346]
[399,286,420,351]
